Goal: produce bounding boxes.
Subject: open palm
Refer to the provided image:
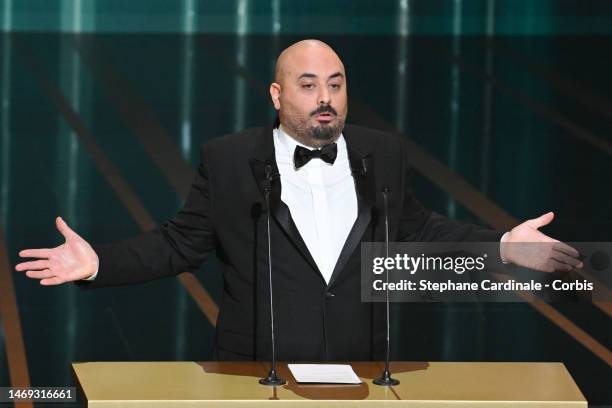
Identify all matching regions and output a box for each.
[15,217,98,285]
[500,212,582,272]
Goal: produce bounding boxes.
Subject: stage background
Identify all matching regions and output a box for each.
[0,0,611,406]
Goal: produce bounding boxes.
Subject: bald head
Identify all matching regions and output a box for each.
[274,39,345,85]
[269,39,348,148]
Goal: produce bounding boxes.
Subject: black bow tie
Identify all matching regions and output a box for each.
[293,143,338,169]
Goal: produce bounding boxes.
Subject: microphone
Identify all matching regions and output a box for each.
[373,187,400,386]
[259,165,286,386]
[260,165,280,191]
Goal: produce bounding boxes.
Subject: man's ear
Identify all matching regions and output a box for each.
[269,83,281,110]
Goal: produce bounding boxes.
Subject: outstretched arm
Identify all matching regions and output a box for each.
[396,139,581,272]
[16,145,217,288]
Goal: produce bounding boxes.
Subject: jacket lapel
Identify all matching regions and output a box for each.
[249,125,324,282]
[327,129,376,288]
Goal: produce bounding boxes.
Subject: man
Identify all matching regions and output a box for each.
[15,40,582,361]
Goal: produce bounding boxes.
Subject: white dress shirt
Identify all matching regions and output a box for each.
[273,126,358,284]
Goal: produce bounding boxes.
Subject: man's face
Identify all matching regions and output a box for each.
[270,45,348,147]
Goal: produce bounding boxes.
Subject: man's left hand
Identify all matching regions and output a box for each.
[500,211,583,272]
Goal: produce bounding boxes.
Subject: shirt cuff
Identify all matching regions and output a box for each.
[500,231,510,264]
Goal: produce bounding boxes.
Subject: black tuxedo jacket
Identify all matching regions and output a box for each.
[78,124,502,361]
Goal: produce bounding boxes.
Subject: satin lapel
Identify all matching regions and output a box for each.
[327,139,376,289]
[249,127,324,281]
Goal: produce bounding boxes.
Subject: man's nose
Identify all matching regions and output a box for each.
[318,87,331,105]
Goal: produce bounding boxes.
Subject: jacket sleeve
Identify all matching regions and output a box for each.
[76,145,217,289]
[396,138,504,243]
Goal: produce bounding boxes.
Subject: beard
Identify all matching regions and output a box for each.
[282,104,346,146]
[307,120,344,142]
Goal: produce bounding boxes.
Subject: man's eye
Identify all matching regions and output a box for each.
[302,84,315,89]
[330,83,341,89]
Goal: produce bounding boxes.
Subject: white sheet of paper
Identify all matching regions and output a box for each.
[288,364,362,384]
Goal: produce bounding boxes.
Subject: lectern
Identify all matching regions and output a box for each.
[72,361,586,407]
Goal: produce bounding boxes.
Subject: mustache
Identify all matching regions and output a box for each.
[310,105,337,117]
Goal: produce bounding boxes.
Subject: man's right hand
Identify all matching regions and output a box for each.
[15,217,99,285]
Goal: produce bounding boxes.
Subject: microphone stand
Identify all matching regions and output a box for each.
[259,166,286,386]
[373,188,400,386]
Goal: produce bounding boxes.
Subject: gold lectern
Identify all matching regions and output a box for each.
[72,361,586,407]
